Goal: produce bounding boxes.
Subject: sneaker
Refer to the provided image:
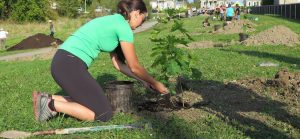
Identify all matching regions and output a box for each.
[33,92,57,122]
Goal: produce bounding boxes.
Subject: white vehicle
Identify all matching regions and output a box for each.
[95,6,103,13]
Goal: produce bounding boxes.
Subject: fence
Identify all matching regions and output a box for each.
[251,4,300,20]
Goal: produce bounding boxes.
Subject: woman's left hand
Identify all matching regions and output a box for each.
[141,81,156,92]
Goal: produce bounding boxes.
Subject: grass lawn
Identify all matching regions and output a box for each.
[0,14,299,138]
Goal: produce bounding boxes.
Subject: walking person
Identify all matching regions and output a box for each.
[49,20,55,37]
[33,0,169,122]
[0,28,8,50]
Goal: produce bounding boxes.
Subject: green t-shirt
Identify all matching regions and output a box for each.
[59,14,134,67]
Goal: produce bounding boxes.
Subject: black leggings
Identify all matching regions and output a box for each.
[51,49,113,122]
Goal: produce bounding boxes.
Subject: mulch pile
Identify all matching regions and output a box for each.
[7,33,63,51]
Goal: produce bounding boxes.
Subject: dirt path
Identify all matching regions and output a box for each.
[0,21,158,61]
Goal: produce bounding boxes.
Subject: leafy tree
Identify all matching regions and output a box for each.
[0,0,17,20]
[97,0,119,13]
[81,0,92,6]
[56,0,81,18]
[193,0,201,8]
[261,0,274,5]
[11,0,50,22]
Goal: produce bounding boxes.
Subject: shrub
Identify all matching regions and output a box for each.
[56,0,81,18]
[10,0,50,22]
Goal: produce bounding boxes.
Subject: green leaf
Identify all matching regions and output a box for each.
[166,60,181,75]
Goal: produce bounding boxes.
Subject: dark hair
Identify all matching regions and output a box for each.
[117,0,147,20]
[114,0,147,64]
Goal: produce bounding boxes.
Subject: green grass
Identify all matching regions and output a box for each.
[0,15,300,138]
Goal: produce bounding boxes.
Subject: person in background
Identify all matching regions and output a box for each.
[49,20,55,37]
[235,4,241,21]
[215,6,220,20]
[225,4,234,24]
[0,28,8,50]
[219,5,225,21]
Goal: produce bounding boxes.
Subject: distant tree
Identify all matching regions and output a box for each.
[98,0,119,13]
[261,0,274,5]
[96,0,152,15]
[143,0,152,18]
[80,0,92,6]
[56,0,81,18]
[0,0,17,20]
[194,0,201,8]
[11,0,50,22]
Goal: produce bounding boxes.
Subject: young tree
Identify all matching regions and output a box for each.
[150,9,194,94]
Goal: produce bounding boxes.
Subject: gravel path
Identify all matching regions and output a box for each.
[0,21,158,61]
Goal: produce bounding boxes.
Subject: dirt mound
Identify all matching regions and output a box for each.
[215,20,256,34]
[137,70,300,113]
[243,25,300,46]
[136,70,300,137]
[177,40,236,49]
[234,69,300,99]
[7,33,63,51]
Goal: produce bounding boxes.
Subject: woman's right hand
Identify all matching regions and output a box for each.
[151,81,169,95]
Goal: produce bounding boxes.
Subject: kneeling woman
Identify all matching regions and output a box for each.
[33,0,168,122]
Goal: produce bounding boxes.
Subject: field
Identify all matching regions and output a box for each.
[0,14,300,138]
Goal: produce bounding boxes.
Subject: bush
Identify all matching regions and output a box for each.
[46,9,59,21]
[10,0,50,22]
[56,0,81,18]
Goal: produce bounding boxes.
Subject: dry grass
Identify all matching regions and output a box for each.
[1,18,87,47]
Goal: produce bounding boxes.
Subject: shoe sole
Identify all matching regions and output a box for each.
[32,91,37,121]
[32,91,41,121]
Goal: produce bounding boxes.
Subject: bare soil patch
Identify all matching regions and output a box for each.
[243,25,300,46]
[7,33,63,51]
[214,20,256,34]
[177,41,238,49]
[177,40,236,49]
[135,70,300,138]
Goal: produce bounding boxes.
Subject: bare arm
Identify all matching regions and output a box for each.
[117,41,168,94]
[110,52,143,82]
[110,53,156,91]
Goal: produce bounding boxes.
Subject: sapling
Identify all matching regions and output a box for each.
[150,9,194,107]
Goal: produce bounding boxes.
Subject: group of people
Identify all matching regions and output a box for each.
[215,4,241,23]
